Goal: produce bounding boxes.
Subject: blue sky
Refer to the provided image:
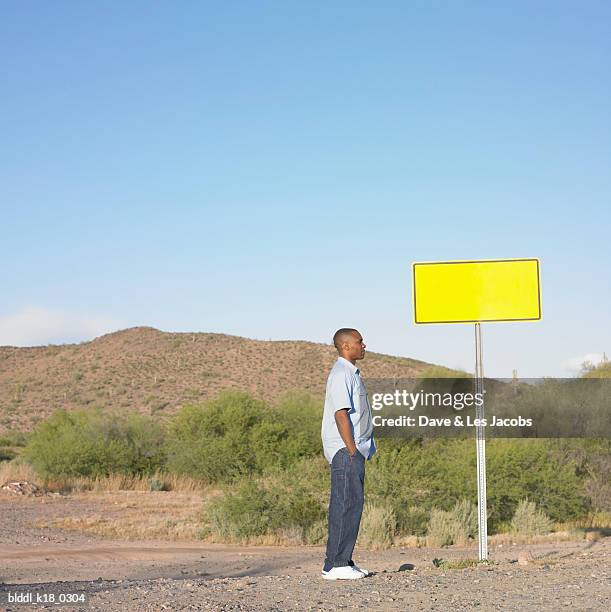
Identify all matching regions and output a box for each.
[2,1,610,377]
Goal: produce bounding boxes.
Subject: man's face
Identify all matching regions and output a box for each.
[343,331,366,361]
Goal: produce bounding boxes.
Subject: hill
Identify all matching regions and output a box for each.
[0,326,435,433]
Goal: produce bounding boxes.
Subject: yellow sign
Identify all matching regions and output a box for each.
[413,258,541,324]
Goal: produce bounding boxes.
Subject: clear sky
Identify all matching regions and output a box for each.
[2,1,610,377]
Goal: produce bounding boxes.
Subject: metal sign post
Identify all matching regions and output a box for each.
[474,323,488,560]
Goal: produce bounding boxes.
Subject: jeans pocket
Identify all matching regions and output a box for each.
[332,447,349,468]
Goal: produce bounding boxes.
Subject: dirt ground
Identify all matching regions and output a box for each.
[0,492,609,611]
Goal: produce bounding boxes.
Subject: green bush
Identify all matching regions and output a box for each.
[208,480,278,539]
[365,438,590,534]
[165,391,320,483]
[250,421,311,472]
[207,478,326,541]
[485,440,590,527]
[365,439,476,532]
[0,430,29,447]
[205,455,328,542]
[510,499,553,535]
[164,393,265,482]
[0,448,17,461]
[23,408,166,478]
[274,391,323,453]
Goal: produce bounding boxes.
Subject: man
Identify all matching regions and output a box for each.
[321,328,376,580]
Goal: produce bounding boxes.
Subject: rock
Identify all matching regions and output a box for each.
[1,480,42,496]
[585,530,601,542]
[518,551,534,566]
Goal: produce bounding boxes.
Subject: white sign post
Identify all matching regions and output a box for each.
[474,323,487,560]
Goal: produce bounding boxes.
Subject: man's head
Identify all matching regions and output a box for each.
[333,328,366,364]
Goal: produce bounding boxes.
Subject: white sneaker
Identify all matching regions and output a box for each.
[352,564,369,576]
[321,565,365,580]
[322,563,369,577]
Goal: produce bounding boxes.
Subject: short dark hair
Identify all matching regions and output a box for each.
[333,328,359,351]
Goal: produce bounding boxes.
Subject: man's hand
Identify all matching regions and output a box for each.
[334,408,357,456]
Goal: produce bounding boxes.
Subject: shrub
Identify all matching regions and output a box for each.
[205,455,328,542]
[250,421,310,472]
[419,366,471,378]
[165,391,321,483]
[581,361,611,378]
[206,478,326,542]
[23,408,166,478]
[427,509,456,547]
[366,437,589,533]
[274,391,323,454]
[486,440,590,527]
[207,480,278,539]
[510,499,553,535]
[0,430,29,447]
[395,505,430,536]
[0,448,17,462]
[149,477,167,491]
[358,501,397,549]
[306,519,328,545]
[451,498,478,545]
[164,392,266,482]
[426,499,477,547]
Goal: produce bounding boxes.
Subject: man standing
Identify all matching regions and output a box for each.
[321,328,376,580]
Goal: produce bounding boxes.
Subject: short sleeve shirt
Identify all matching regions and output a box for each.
[321,357,376,463]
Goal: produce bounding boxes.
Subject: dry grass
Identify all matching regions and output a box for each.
[0,459,40,483]
[202,531,322,547]
[357,501,397,549]
[32,490,211,541]
[555,511,611,530]
[489,530,593,545]
[0,458,219,541]
[0,460,207,494]
[392,523,607,549]
[48,470,207,494]
[394,535,424,548]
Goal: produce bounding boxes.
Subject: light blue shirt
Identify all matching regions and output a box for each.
[321,357,376,463]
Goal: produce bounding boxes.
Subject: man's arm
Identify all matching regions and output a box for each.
[334,409,357,456]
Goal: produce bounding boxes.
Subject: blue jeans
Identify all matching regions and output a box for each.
[324,447,366,569]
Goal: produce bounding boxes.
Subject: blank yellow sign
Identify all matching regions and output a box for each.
[413,258,541,324]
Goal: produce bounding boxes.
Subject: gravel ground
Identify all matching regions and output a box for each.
[1,493,609,611]
[2,541,610,612]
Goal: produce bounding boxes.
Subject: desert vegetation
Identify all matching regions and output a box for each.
[2,386,609,548]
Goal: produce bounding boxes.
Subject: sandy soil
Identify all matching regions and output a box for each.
[0,493,609,611]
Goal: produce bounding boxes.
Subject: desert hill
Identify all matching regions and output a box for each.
[0,326,435,433]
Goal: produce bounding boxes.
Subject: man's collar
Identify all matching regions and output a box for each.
[337,356,360,375]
